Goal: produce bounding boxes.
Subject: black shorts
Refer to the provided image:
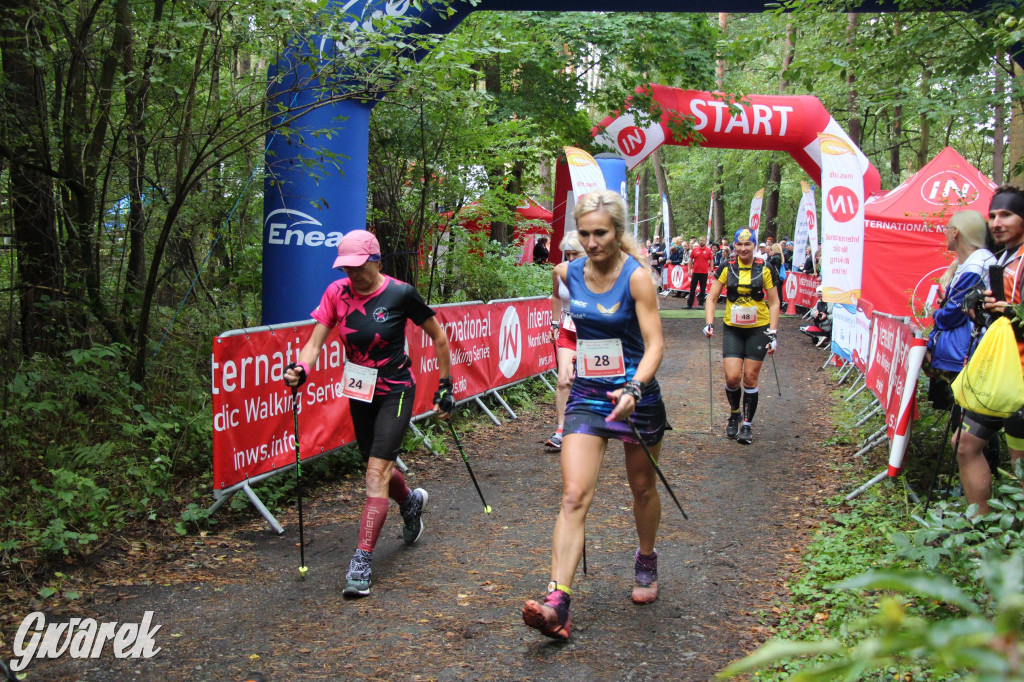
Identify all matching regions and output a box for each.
[722,324,770,361]
[349,386,415,462]
[962,408,1024,450]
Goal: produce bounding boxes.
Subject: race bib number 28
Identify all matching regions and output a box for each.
[577,339,626,378]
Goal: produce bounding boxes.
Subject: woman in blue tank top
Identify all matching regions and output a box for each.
[522,190,670,640]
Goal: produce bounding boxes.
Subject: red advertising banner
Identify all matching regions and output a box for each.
[213,297,559,492]
[491,298,557,387]
[784,272,820,308]
[407,302,495,417]
[883,320,920,440]
[887,336,927,476]
[664,264,691,292]
[211,322,353,491]
[865,314,903,411]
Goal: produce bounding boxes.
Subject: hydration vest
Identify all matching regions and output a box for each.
[726,257,767,302]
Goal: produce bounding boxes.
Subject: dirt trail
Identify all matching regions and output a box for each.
[14,307,845,681]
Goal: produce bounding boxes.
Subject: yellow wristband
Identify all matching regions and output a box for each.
[546,581,572,596]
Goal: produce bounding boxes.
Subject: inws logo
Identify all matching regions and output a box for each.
[919,170,980,206]
[826,187,860,223]
[497,306,522,378]
[670,266,685,289]
[617,126,647,156]
[264,209,343,248]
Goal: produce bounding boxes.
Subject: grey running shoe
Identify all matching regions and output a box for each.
[545,431,563,449]
[343,549,372,598]
[400,488,428,545]
[726,411,742,439]
[736,423,753,445]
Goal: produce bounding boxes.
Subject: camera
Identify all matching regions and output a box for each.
[961,284,988,323]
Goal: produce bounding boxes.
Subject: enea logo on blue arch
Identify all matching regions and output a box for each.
[264,208,343,248]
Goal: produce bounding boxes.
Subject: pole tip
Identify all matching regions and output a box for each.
[484,506,492,514]
[299,566,308,577]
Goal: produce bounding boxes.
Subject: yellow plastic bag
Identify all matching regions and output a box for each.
[952,316,1024,418]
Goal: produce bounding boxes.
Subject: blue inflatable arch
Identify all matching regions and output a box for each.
[262,0,1013,324]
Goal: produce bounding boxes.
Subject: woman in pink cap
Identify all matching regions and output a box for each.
[284,230,453,598]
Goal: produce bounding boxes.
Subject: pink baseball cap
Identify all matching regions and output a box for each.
[333,230,381,269]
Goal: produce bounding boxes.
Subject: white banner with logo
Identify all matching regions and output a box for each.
[592,112,666,170]
[661,193,670,242]
[707,192,715,242]
[830,303,857,362]
[748,188,764,242]
[792,182,817,272]
[818,133,865,303]
[564,146,606,201]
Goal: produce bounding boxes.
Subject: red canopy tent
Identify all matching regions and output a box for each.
[455,196,553,265]
[860,147,996,326]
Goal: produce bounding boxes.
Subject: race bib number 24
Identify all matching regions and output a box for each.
[341,362,378,403]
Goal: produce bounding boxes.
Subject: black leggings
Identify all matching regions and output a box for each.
[349,386,415,462]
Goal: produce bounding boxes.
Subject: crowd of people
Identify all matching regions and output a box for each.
[279,184,1024,640]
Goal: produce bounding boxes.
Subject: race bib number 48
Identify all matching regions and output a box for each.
[730,305,758,326]
[577,338,626,378]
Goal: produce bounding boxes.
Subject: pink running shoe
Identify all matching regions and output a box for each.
[522,587,571,640]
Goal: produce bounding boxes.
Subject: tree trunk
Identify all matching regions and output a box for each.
[890,105,902,180]
[917,61,932,170]
[714,162,725,241]
[713,14,728,243]
[993,50,1005,185]
[846,14,861,147]
[1004,56,1023,183]
[717,13,728,89]
[763,23,795,242]
[764,162,780,241]
[480,55,512,245]
[889,19,902,181]
[0,3,66,354]
[639,165,651,244]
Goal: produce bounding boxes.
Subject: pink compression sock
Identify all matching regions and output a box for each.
[357,497,389,552]
[388,469,410,504]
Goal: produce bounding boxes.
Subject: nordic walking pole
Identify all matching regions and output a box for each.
[770,352,782,397]
[628,420,688,520]
[290,385,308,578]
[447,420,492,514]
[707,335,714,429]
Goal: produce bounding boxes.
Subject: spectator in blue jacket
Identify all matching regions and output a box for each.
[925,210,995,375]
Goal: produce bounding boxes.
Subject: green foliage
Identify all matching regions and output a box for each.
[718,379,1024,681]
[720,553,1024,681]
[426,226,550,303]
[1,341,213,563]
[175,503,217,536]
[37,572,82,602]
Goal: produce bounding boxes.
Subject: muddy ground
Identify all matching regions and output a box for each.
[9,301,851,681]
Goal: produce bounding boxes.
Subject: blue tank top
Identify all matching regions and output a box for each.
[567,255,646,388]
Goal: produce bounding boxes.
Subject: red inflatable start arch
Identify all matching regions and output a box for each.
[593,83,881,196]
